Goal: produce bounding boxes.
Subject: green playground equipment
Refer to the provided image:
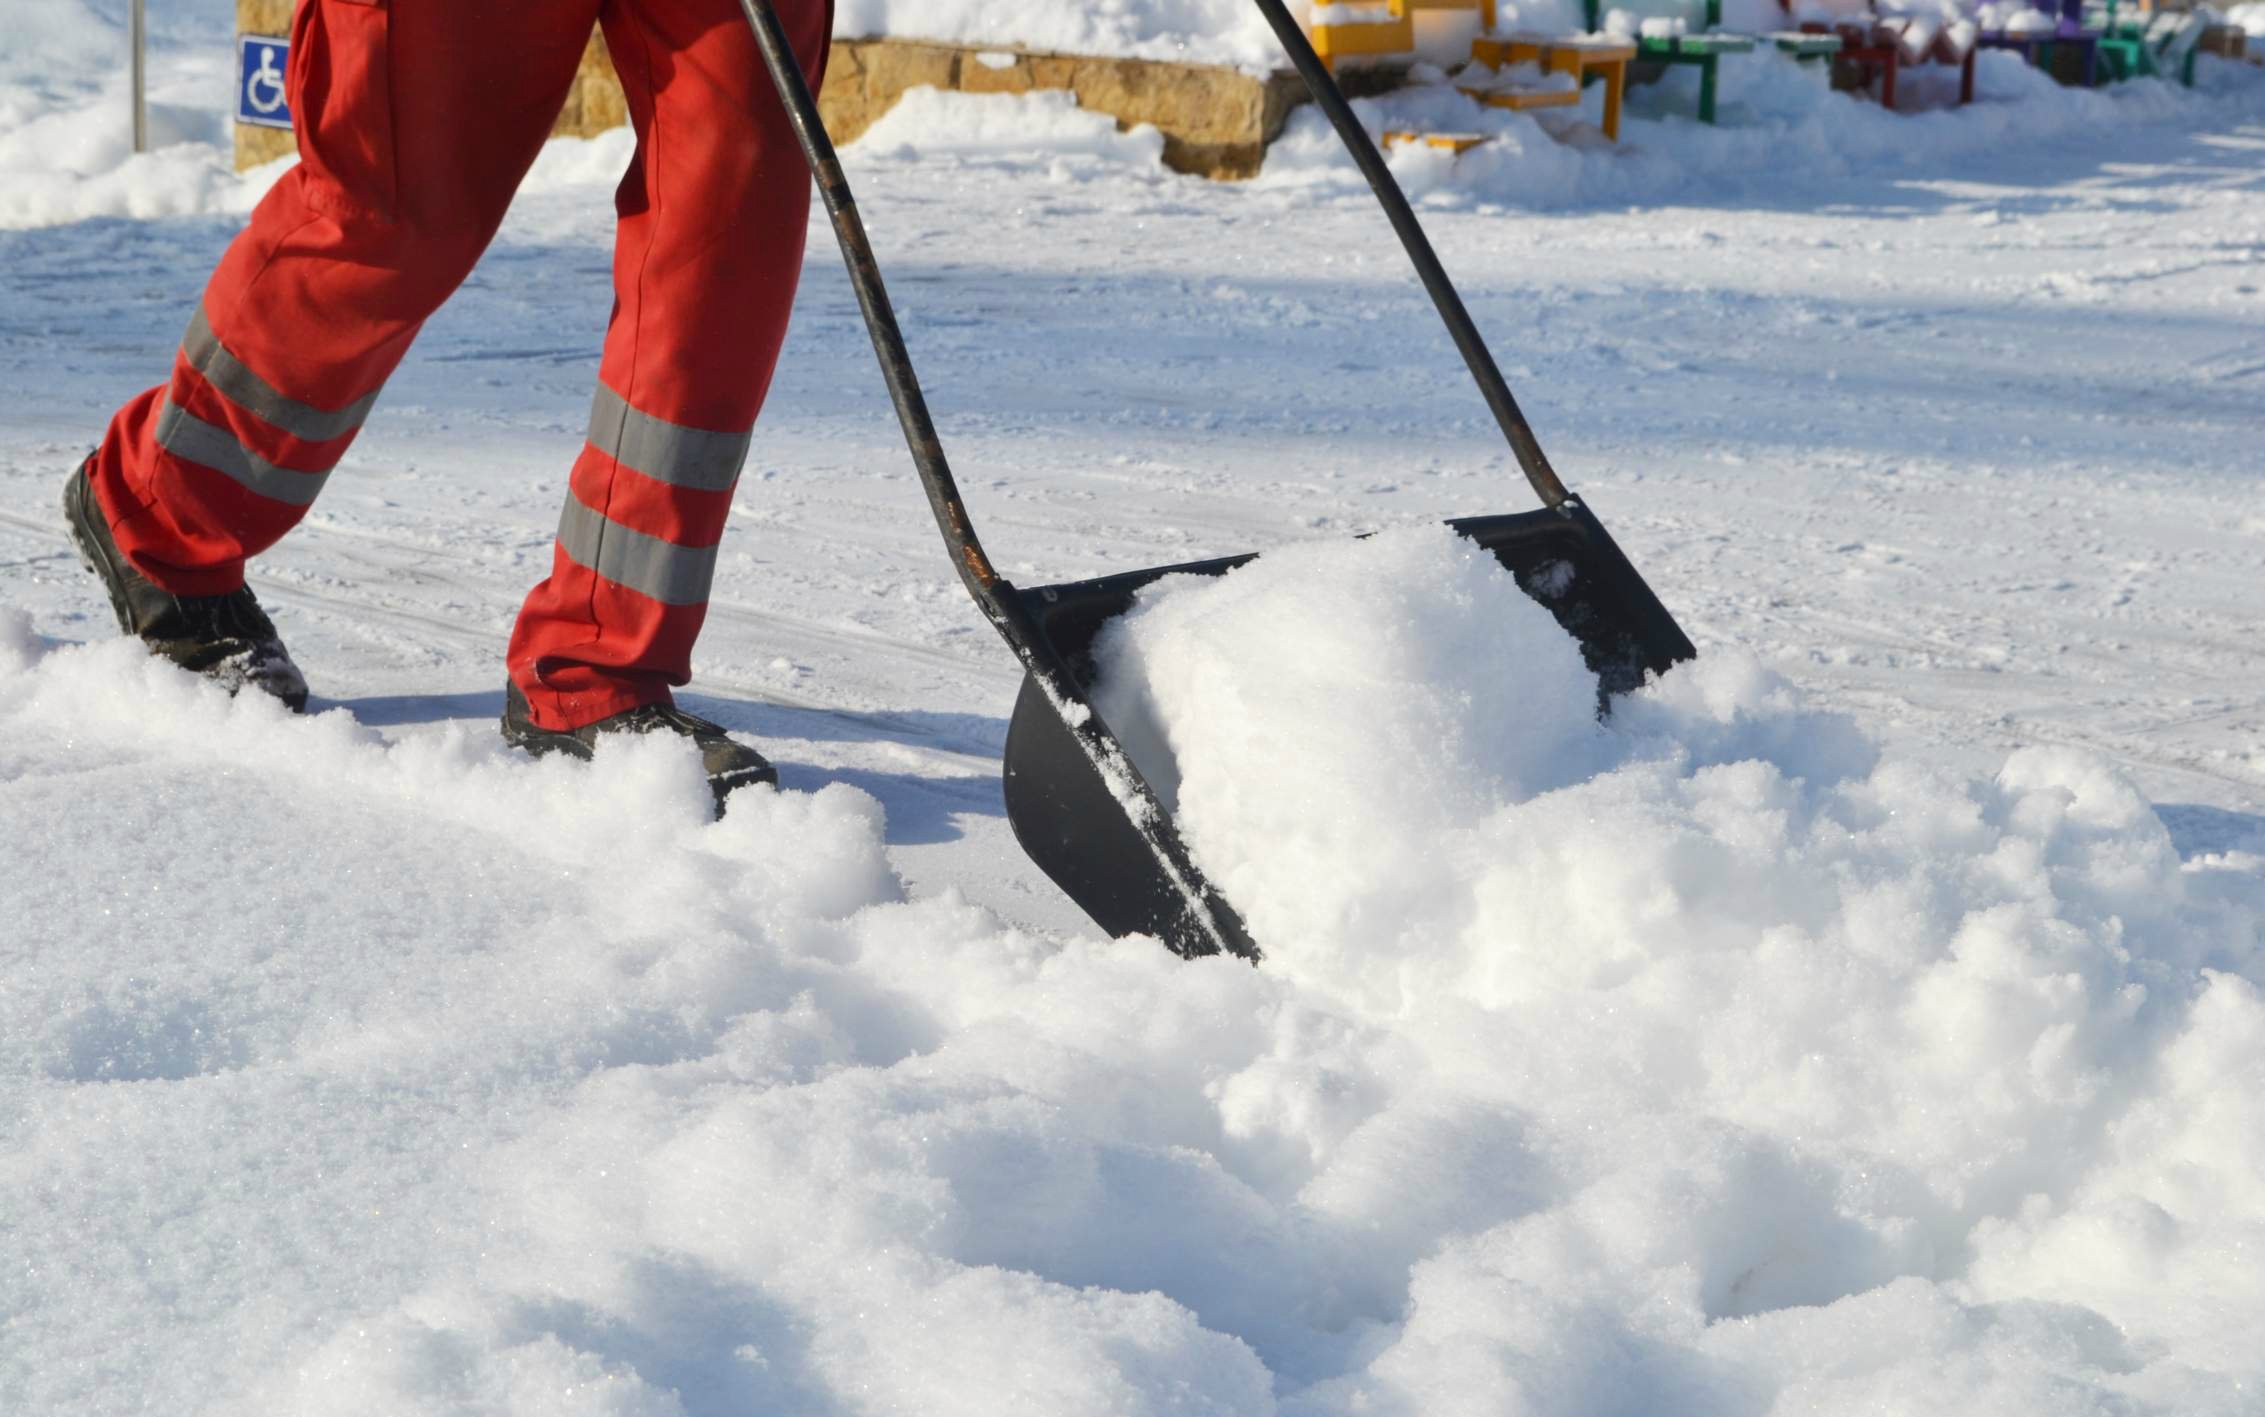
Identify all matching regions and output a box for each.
[1584,0,1840,124]
[2088,7,2210,86]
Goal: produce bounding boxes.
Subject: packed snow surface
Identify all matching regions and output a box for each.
[8,1,2265,1414]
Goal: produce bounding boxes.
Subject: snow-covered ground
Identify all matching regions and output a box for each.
[6,3,2265,1415]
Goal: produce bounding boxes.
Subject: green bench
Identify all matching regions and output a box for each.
[1769,31,1846,60]
[1585,0,1841,124]
[2087,7,2209,86]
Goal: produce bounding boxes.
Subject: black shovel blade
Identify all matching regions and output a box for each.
[1000,500,1697,949]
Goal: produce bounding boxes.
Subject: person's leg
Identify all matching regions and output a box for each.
[86,0,601,596]
[505,0,833,731]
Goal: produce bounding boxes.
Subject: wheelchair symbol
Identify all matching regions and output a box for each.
[246,50,286,115]
[237,37,293,129]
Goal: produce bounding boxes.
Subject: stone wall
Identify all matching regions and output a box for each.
[554,33,633,142]
[821,40,1309,180]
[233,0,294,169]
[233,1,1314,181]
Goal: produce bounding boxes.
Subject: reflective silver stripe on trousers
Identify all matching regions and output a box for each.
[556,492,720,606]
[586,384,749,492]
[153,399,331,507]
[182,303,381,443]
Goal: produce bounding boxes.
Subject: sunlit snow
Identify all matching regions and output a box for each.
[5,1,2265,1414]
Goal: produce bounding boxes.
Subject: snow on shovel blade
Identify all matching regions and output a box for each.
[1000,502,1696,957]
[736,0,1698,961]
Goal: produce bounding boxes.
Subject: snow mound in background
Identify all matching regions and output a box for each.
[11,511,2265,1413]
[853,88,1171,176]
[12,0,2263,230]
[832,0,1301,70]
[1261,50,2250,208]
[0,0,261,229]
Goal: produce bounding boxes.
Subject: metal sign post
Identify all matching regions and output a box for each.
[130,0,148,153]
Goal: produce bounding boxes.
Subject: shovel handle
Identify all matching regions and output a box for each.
[1247,0,1572,510]
[738,0,1260,960]
[736,0,1008,609]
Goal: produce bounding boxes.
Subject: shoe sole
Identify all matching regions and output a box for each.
[498,712,596,763]
[502,727,777,815]
[499,719,777,790]
[62,468,139,638]
[713,762,780,793]
[500,690,778,812]
[705,762,779,816]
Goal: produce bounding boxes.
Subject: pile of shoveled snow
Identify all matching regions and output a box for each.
[1259,48,2258,210]
[1091,526,2265,1412]
[851,89,1172,178]
[7,522,2265,1415]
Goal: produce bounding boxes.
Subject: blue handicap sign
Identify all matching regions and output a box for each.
[237,36,292,129]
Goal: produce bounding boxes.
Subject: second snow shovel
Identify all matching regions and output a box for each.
[739,0,1697,962]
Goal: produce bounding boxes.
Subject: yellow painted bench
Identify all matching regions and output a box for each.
[1382,129,1493,152]
[1471,33,1637,140]
[1452,75,1585,112]
[1311,0,1498,70]
[1312,9,1416,69]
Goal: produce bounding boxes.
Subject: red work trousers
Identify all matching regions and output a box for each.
[87,0,832,730]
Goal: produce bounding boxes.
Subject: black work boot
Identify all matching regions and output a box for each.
[63,455,310,712]
[500,681,777,812]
